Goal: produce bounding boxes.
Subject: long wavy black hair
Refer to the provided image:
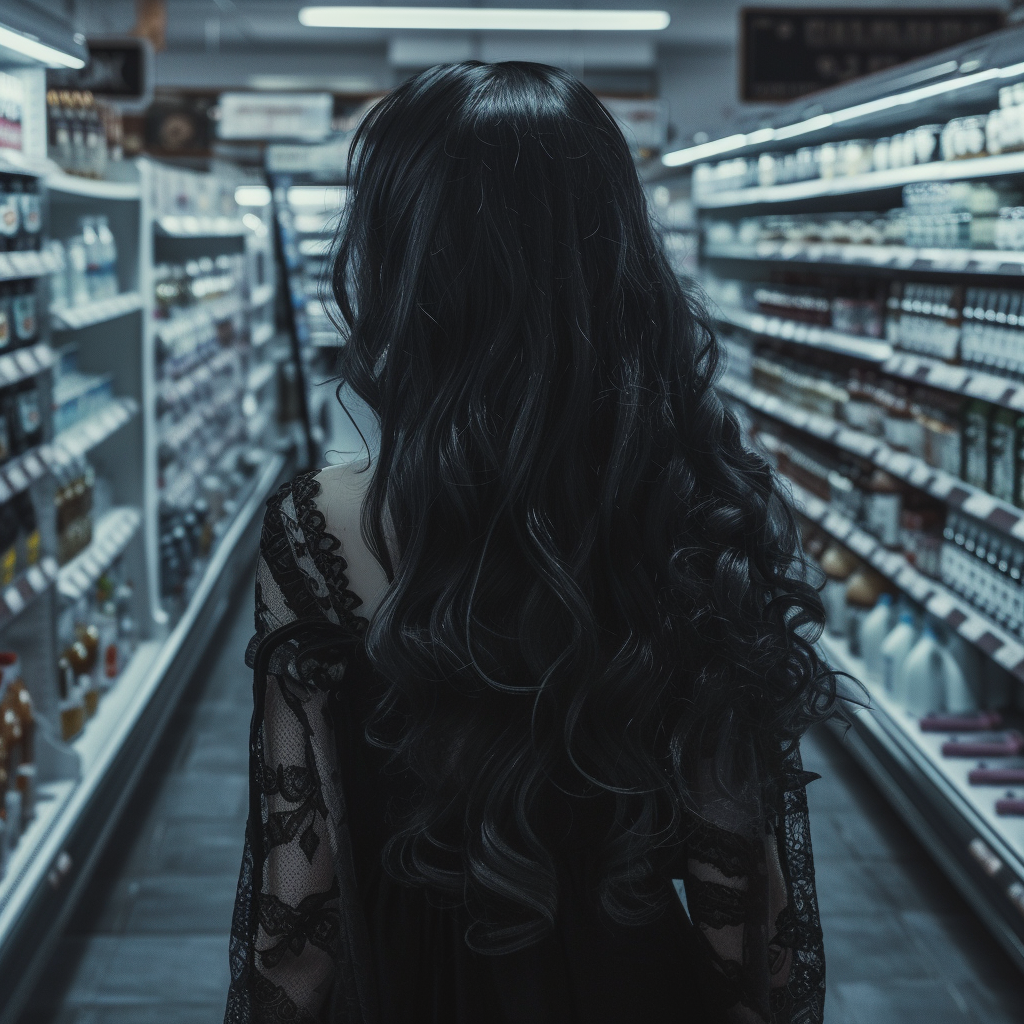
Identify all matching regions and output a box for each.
[328,61,835,955]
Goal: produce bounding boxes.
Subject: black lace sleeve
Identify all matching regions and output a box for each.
[226,473,378,1024]
[679,743,825,1024]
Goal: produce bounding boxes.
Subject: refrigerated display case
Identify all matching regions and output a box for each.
[0,57,291,1021]
[660,22,1024,974]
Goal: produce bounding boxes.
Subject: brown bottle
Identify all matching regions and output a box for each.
[56,657,84,742]
[820,543,858,637]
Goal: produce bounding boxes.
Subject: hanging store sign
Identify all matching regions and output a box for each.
[46,38,153,108]
[740,8,1005,102]
[217,93,333,141]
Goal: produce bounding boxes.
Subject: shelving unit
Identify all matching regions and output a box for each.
[720,377,1024,544]
[707,239,1024,278]
[695,151,1024,210]
[0,67,291,1020]
[717,304,1024,414]
[664,21,1024,975]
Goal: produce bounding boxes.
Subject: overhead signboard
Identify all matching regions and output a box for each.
[217,93,333,141]
[47,37,153,108]
[740,8,1004,102]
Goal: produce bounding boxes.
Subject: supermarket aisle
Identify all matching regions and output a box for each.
[17,577,257,1023]
[14,584,1024,1023]
[803,726,1024,1024]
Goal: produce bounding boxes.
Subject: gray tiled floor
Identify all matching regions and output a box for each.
[16,588,1024,1022]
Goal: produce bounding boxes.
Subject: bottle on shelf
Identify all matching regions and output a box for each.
[881,608,918,695]
[845,567,888,657]
[860,592,894,678]
[820,543,858,636]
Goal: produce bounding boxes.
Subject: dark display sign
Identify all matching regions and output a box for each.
[740,8,1004,102]
[47,38,150,104]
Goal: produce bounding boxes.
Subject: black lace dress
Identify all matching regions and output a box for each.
[225,473,826,1024]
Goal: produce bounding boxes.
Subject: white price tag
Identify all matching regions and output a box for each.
[26,565,46,592]
[966,374,1012,402]
[4,586,24,614]
[848,531,875,558]
[885,452,915,477]
[926,591,956,618]
[5,465,28,492]
[962,491,1000,520]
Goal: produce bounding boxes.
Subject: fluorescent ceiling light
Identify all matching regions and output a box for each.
[299,6,670,31]
[235,185,272,207]
[0,24,85,69]
[662,59,1024,169]
[287,185,347,208]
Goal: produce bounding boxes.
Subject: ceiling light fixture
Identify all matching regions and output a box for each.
[0,23,85,69]
[662,60,1024,169]
[235,185,272,207]
[299,6,670,31]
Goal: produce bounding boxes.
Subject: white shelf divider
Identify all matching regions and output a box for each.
[52,293,144,332]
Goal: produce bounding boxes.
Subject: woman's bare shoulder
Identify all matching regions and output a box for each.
[313,458,389,619]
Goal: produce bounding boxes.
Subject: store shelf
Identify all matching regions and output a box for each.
[0,781,77,939]
[720,377,1024,547]
[0,558,59,627]
[882,353,1024,413]
[45,171,141,202]
[788,478,1024,680]
[0,250,61,282]
[153,297,244,346]
[706,240,1024,278]
[718,306,893,362]
[694,151,1024,210]
[52,399,139,461]
[156,215,247,238]
[820,633,1024,971]
[57,508,142,603]
[0,345,55,389]
[0,448,53,503]
[52,293,144,332]
[0,452,290,1020]
[160,427,246,512]
[250,282,275,308]
[719,305,1024,412]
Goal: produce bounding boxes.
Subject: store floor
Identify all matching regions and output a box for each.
[14,590,1024,1023]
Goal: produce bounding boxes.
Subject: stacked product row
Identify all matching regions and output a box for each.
[706,181,1022,253]
[695,82,1024,197]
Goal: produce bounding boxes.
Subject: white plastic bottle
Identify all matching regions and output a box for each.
[880,610,917,696]
[859,593,894,680]
[96,216,118,298]
[937,634,978,715]
[898,624,944,715]
[80,217,101,300]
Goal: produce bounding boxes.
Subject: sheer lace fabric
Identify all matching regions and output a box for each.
[226,473,825,1023]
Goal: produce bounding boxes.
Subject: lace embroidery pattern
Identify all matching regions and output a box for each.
[226,473,377,1024]
[227,472,826,1024]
